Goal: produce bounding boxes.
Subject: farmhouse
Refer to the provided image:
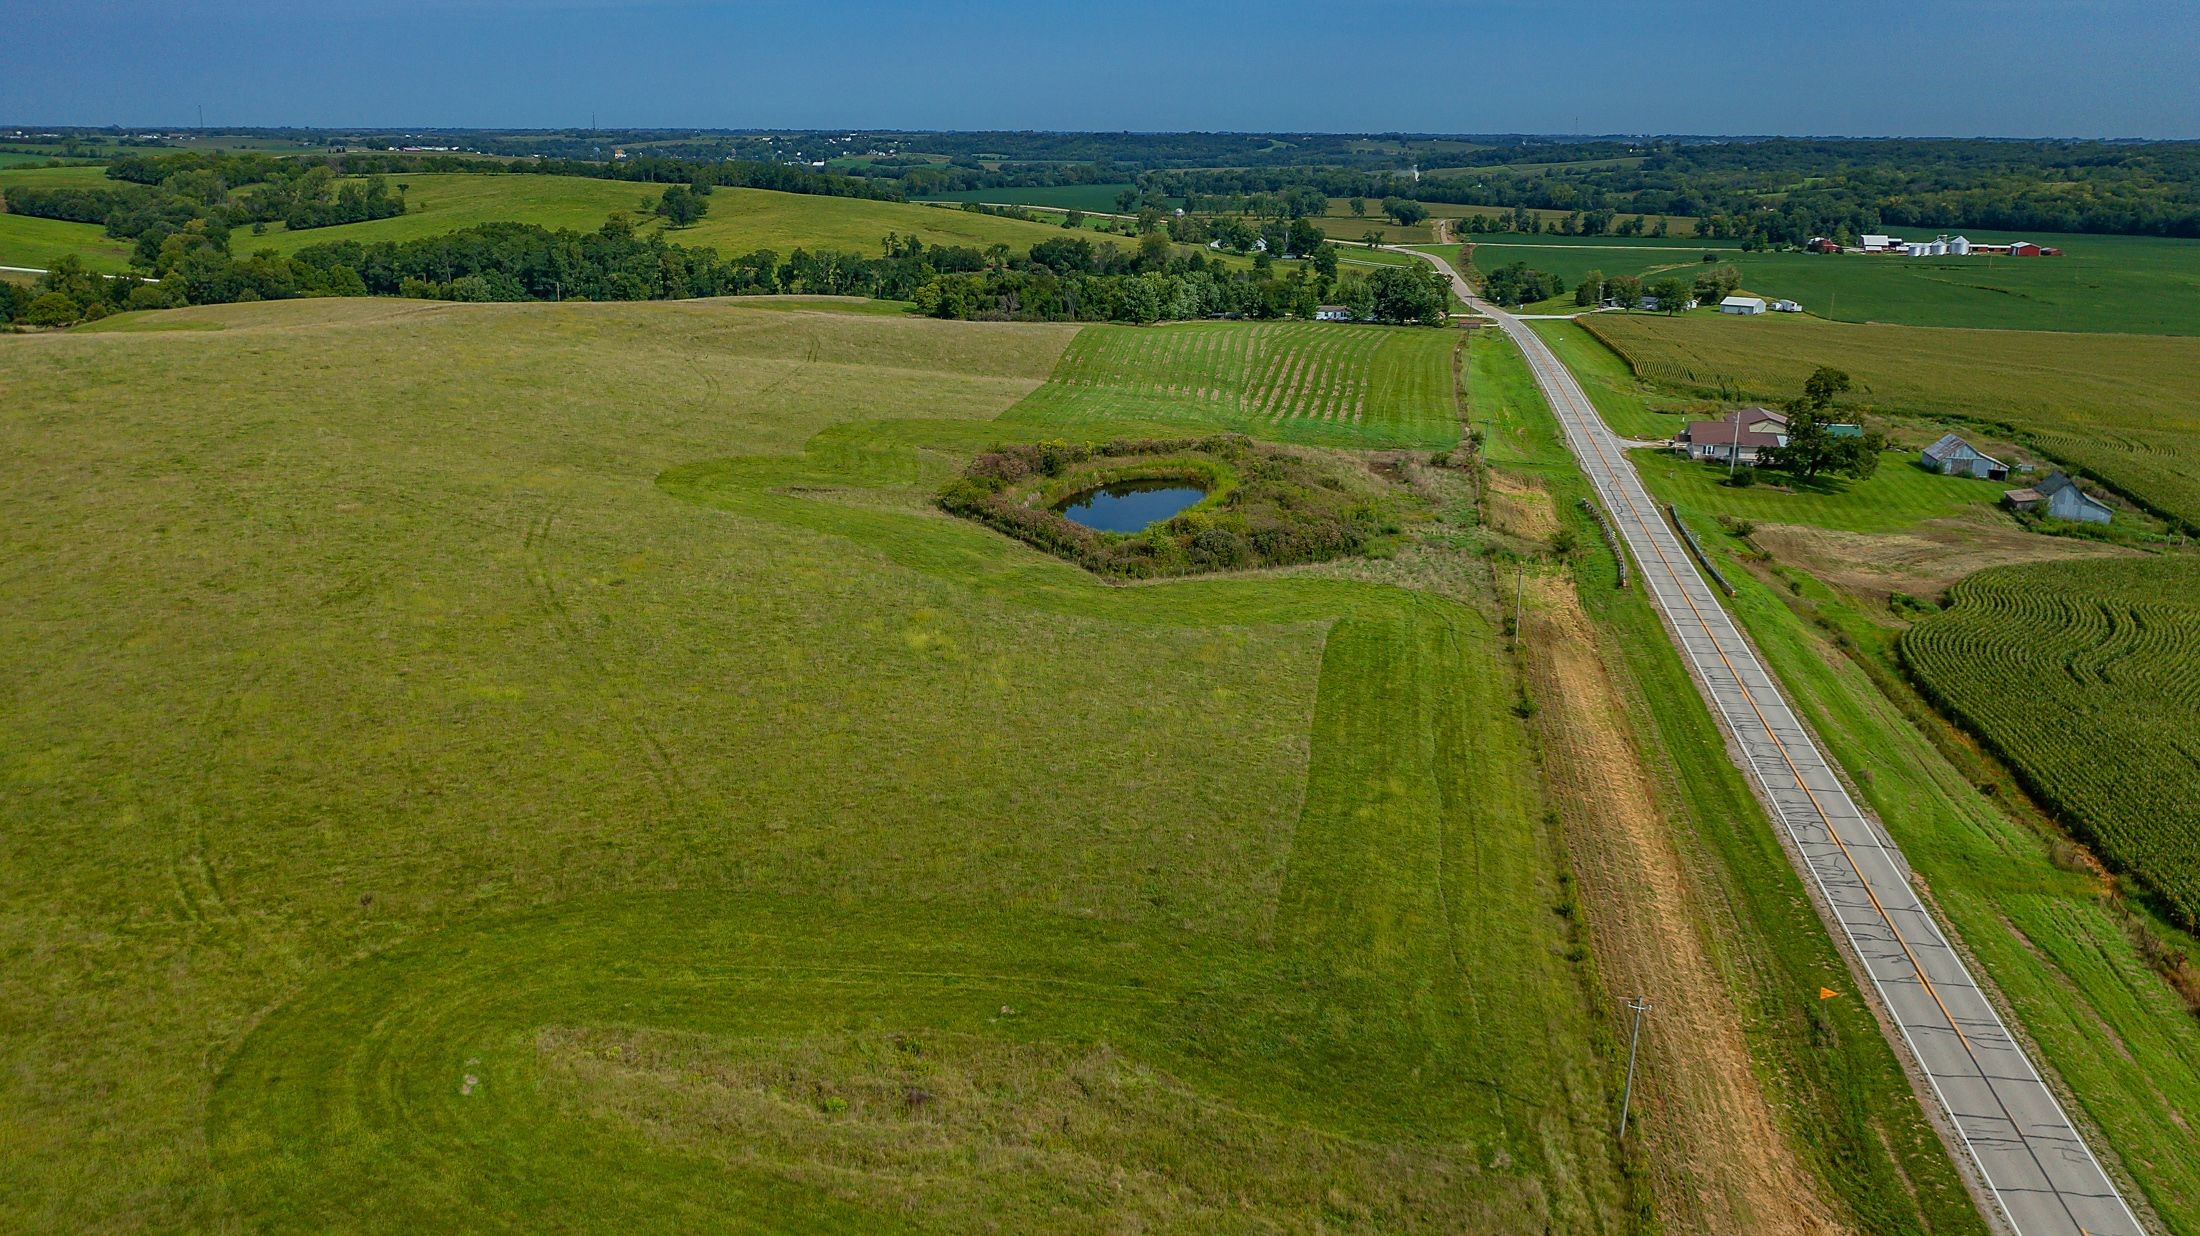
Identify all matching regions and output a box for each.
[1679,420,1783,465]
[1920,433,2008,479]
[2004,471,2113,523]
[1314,305,1353,322]
[1734,406,1789,435]
[1720,295,1768,315]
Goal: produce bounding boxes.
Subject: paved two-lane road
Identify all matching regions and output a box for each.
[1400,248,2143,1236]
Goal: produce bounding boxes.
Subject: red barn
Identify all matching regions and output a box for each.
[2010,242,2042,257]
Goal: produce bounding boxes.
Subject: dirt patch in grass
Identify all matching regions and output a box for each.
[1485,469,1559,543]
[1524,574,1847,1235]
[1752,512,2134,602]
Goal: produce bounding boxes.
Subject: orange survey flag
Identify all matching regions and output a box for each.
[1819,987,1841,1000]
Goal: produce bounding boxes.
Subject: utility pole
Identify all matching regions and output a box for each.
[1514,560,1525,636]
[1729,403,1741,479]
[1618,996,1650,1141]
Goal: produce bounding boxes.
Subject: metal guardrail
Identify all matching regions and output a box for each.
[1664,504,1737,596]
[1577,498,1629,588]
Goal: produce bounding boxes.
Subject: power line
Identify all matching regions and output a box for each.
[1618,996,1650,1141]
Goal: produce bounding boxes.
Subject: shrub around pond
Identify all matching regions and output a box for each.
[941,435,1400,578]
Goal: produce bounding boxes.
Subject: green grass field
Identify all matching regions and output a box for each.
[919,183,1135,211]
[1,298,1638,1230]
[1717,232,2200,335]
[1428,229,2200,335]
[0,211,134,273]
[1005,319,1461,449]
[1581,311,2200,527]
[0,171,1124,273]
[1901,557,2200,924]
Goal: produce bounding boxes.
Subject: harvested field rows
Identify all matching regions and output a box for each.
[1010,320,1459,449]
[1901,556,2200,925]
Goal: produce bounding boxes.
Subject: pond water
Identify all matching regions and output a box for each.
[1054,480,1207,532]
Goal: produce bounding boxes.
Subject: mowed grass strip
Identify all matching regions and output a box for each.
[1005,319,1460,449]
[1,296,1625,1229]
[1581,311,2200,527]
[1901,556,2200,924]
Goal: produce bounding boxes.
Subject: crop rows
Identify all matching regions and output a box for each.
[1018,321,1458,448]
[1900,557,2200,923]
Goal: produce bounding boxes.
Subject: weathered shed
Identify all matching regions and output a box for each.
[1920,432,2009,480]
[2006,471,2112,523]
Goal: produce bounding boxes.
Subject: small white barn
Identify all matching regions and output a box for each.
[1719,296,1767,315]
[1862,234,1901,252]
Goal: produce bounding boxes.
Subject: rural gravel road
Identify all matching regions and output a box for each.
[1395,246,2146,1236]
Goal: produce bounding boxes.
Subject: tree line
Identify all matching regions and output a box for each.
[1,218,1450,330]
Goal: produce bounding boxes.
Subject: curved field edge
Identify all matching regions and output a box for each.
[199,412,1635,1231]
[1899,556,2200,927]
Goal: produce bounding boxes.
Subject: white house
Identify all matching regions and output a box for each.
[1314,305,1352,322]
[1638,294,1698,311]
[1719,295,1768,315]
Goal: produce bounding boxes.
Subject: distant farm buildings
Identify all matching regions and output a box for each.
[1314,305,1353,322]
[1825,234,2061,258]
[1920,433,2010,480]
[2004,471,2113,523]
[1771,298,1803,313]
[1719,295,1768,315]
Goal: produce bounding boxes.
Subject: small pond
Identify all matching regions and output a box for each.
[1054,480,1207,532]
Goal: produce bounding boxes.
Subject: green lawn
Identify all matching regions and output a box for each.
[1640,451,2013,534]
[1,298,1629,1230]
[1584,310,2200,527]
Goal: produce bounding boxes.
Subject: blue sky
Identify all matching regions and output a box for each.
[4,0,2194,138]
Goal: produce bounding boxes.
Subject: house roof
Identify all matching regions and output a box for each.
[1720,295,1765,307]
[1738,406,1787,426]
[1685,422,1783,447]
[2004,488,2043,504]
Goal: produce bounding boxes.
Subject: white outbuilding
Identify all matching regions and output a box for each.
[1948,235,1972,255]
[1719,295,1768,315]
